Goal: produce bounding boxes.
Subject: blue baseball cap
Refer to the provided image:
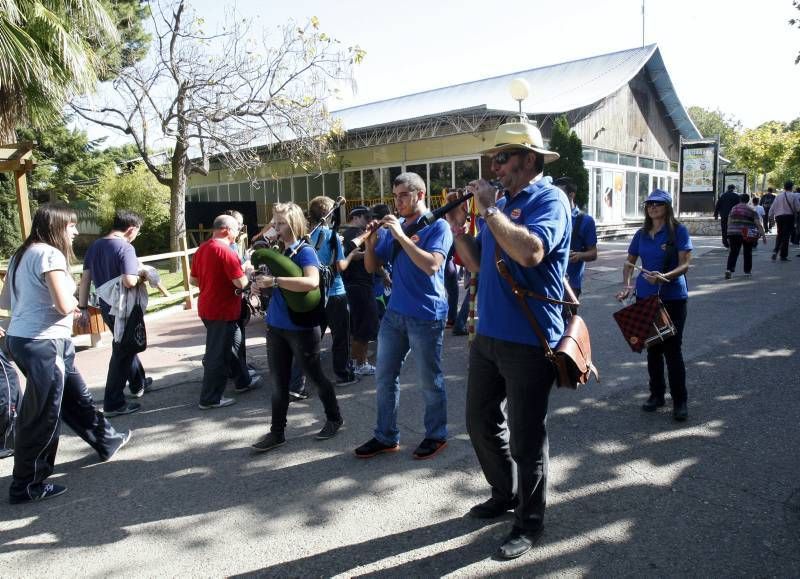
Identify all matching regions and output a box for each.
[645,189,672,204]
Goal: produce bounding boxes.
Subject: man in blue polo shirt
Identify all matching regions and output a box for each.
[554,177,597,297]
[448,120,570,560]
[354,172,453,461]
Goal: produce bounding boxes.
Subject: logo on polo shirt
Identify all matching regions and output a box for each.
[510,208,522,220]
[410,234,420,244]
[660,243,667,251]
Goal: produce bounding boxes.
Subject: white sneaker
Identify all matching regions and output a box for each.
[355,362,376,376]
[198,397,237,410]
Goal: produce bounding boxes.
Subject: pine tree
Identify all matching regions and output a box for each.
[545,115,590,209]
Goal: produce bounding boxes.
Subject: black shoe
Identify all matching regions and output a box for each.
[105,402,142,417]
[335,374,358,386]
[452,328,468,336]
[289,389,310,401]
[315,419,343,440]
[468,497,516,519]
[496,526,543,560]
[354,437,399,458]
[102,430,132,462]
[0,448,13,459]
[129,377,154,398]
[771,252,777,261]
[673,400,688,422]
[10,482,67,505]
[641,395,665,412]
[252,432,286,453]
[780,257,791,262]
[234,374,262,393]
[412,438,447,460]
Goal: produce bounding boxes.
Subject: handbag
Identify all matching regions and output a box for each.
[613,294,676,353]
[741,225,759,242]
[119,293,147,354]
[72,305,107,336]
[494,248,599,389]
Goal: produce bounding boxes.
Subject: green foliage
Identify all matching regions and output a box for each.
[544,115,590,209]
[729,122,794,190]
[0,177,24,260]
[791,0,800,64]
[98,0,151,77]
[91,165,171,255]
[687,106,741,154]
[16,118,113,202]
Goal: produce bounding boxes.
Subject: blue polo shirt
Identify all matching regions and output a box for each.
[309,226,346,297]
[628,223,692,301]
[476,177,571,347]
[266,242,321,330]
[374,217,453,320]
[566,207,597,290]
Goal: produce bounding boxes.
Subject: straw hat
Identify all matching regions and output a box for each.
[481,121,560,164]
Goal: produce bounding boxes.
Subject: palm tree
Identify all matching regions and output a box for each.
[0,0,119,142]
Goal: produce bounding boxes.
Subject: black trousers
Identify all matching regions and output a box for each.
[319,294,352,380]
[267,325,341,435]
[720,217,730,248]
[646,299,688,404]
[228,300,251,380]
[726,235,755,273]
[200,319,247,406]
[466,334,555,533]
[773,214,795,259]
[0,345,21,451]
[6,337,126,501]
[101,310,148,412]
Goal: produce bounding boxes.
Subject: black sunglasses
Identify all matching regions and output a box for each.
[491,150,525,165]
[644,201,666,207]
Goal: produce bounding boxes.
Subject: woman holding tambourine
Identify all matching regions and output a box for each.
[250,202,343,453]
[615,189,693,422]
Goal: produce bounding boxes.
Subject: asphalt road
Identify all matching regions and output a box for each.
[1,234,799,577]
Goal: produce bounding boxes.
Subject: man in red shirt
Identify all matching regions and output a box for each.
[190,214,254,409]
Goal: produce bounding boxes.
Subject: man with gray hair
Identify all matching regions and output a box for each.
[190,214,253,409]
[354,172,453,461]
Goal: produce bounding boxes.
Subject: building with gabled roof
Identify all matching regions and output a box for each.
[188,44,701,227]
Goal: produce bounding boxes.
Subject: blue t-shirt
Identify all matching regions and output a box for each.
[265,242,321,330]
[628,223,692,301]
[476,177,571,347]
[83,236,139,312]
[566,207,598,290]
[309,226,346,297]
[374,217,453,321]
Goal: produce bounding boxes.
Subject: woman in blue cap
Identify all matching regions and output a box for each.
[615,189,693,421]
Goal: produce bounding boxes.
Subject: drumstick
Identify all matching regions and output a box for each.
[627,262,670,282]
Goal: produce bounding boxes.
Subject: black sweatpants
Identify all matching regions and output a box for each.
[6,336,126,502]
[319,294,352,380]
[726,235,755,274]
[646,299,688,404]
[200,319,247,406]
[101,310,148,412]
[773,214,795,259]
[0,346,21,452]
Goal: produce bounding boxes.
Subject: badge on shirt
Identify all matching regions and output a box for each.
[660,243,667,251]
[510,208,522,220]
[410,234,420,244]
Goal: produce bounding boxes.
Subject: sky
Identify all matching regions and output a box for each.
[81,0,800,143]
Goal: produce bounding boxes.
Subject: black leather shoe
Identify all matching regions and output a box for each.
[673,400,688,422]
[496,526,543,560]
[468,497,516,519]
[641,395,665,412]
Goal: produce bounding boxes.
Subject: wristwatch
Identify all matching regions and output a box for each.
[483,206,500,219]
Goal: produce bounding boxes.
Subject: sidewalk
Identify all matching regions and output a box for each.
[1,234,799,577]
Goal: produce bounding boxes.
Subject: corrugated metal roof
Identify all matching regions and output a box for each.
[332,44,701,140]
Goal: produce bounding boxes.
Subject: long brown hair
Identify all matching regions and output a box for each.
[643,202,679,236]
[9,202,77,297]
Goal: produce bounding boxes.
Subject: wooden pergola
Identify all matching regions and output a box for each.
[0,141,36,238]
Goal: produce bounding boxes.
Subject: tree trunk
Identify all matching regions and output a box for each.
[169,167,187,272]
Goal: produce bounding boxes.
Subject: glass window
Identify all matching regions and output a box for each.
[670,161,678,172]
[429,162,453,200]
[593,168,602,218]
[638,157,654,169]
[343,170,361,202]
[454,159,479,189]
[625,172,638,218]
[217,184,228,202]
[363,168,381,205]
[263,180,278,205]
[638,172,651,207]
[582,147,596,162]
[309,174,324,198]
[381,166,403,201]
[654,160,668,172]
[598,150,618,164]
[278,178,291,202]
[293,176,308,206]
[324,173,340,197]
[619,154,637,167]
[406,164,427,190]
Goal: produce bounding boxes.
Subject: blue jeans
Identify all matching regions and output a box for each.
[373,309,447,445]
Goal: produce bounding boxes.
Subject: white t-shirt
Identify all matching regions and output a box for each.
[7,243,75,339]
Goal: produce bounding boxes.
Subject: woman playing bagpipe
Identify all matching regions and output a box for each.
[250,202,343,452]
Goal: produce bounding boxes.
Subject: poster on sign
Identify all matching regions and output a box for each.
[680,143,717,193]
[723,172,746,195]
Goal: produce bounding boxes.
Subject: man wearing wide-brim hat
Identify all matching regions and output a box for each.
[446,119,571,560]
